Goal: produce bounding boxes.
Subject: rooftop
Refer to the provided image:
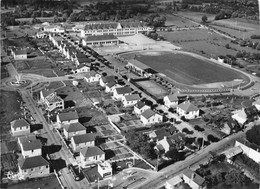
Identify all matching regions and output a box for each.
[166,175,183,186]
[41,88,55,98]
[18,156,49,170]
[128,59,150,70]
[80,146,105,158]
[57,111,79,122]
[11,119,30,129]
[64,122,86,133]
[183,169,205,186]
[141,109,156,119]
[84,35,118,42]
[102,76,115,83]
[124,94,140,101]
[178,101,199,112]
[115,86,132,95]
[14,49,27,55]
[72,133,95,144]
[19,135,42,151]
[166,94,179,102]
[45,93,63,103]
[136,101,148,109]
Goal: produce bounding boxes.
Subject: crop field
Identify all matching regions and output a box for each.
[136,80,169,99]
[165,14,199,27]
[123,51,248,86]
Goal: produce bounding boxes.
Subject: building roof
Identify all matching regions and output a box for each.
[80,146,105,158]
[14,49,27,55]
[57,111,79,122]
[141,109,156,119]
[224,146,243,159]
[64,122,86,133]
[77,57,91,63]
[10,119,30,129]
[84,22,119,30]
[136,101,148,109]
[72,133,95,144]
[183,169,205,186]
[41,88,55,98]
[85,71,99,78]
[19,135,42,151]
[45,93,63,103]
[102,76,115,83]
[18,156,49,170]
[154,128,171,140]
[232,109,247,124]
[106,80,117,88]
[124,94,140,101]
[166,94,179,102]
[84,35,118,42]
[166,175,183,186]
[115,86,132,95]
[178,101,199,112]
[128,59,150,70]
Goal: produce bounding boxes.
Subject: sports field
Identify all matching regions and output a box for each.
[122,51,249,86]
[136,80,168,98]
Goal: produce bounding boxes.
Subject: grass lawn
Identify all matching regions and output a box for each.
[123,51,247,85]
[21,69,57,78]
[6,175,61,189]
[0,90,23,141]
[47,81,65,90]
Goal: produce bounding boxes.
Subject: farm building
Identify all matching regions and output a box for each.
[82,35,119,46]
[10,118,30,137]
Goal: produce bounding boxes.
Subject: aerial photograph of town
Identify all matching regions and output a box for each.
[0,0,260,189]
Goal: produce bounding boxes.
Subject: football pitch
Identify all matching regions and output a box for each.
[123,51,249,86]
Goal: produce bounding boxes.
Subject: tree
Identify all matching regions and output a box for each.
[62,13,68,22]
[202,15,208,23]
[225,170,250,185]
[246,125,260,146]
[225,43,230,49]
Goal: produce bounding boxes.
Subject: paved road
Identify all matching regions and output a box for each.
[133,122,256,189]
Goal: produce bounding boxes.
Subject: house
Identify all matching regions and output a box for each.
[63,123,86,140]
[122,94,140,107]
[164,94,179,108]
[134,101,150,115]
[10,119,30,136]
[252,99,260,111]
[182,169,206,189]
[11,49,27,60]
[155,133,185,152]
[232,109,247,125]
[18,135,42,158]
[44,93,64,112]
[56,111,79,127]
[113,86,132,100]
[71,133,95,152]
[18,156,50,178]
[40,89,55,102]
[84,71,101,83]
[105,80,121,93]
[140,109,162,125]
[97,161,112,179]
[73,65,90,73]
[165,175,183,189]
[176,101,199,119]
[99,76,116,87]
[82,35,119,46]
[80,146,105,166]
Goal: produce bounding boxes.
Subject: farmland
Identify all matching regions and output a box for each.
[122,51,249,86]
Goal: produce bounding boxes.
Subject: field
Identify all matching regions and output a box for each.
[0,90,23,141]
[164,14,198,27]
[21,69,57,78]
[135,80,169,99]
[122,51,248,86]
[176,12,216,23]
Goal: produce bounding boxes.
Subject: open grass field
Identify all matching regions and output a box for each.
[123,51,248,86]
[164,14,199,27]
[21,69,57,78]
[136,80,168,99]
[0,90,23,141]
[176,12,216,23]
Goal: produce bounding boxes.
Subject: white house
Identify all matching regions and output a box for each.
[18,135,42,158]
[63,123,86,140]
[176,101,199,119]
[80,146,105,167]
[122,94,140,107]
[18,156,50,179]
[182,169,206,189]
[165,175,183,189]
[164,94,179,108]
[73,65,90,73]
[155,133,185,153]
[71,133,95,152]
[84,71,101,83]
[134,101,150,115]
[10,119,30,137]
[113,86,132,100]
[12,49,27,60]
[56,111,79,128]
[105,81,121,93]
[43,25,65,33]
[40,89,55,102]
[140,109,163,125]
[97,161,112,179]
[232,109,247,125]
[44,93,64,112]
